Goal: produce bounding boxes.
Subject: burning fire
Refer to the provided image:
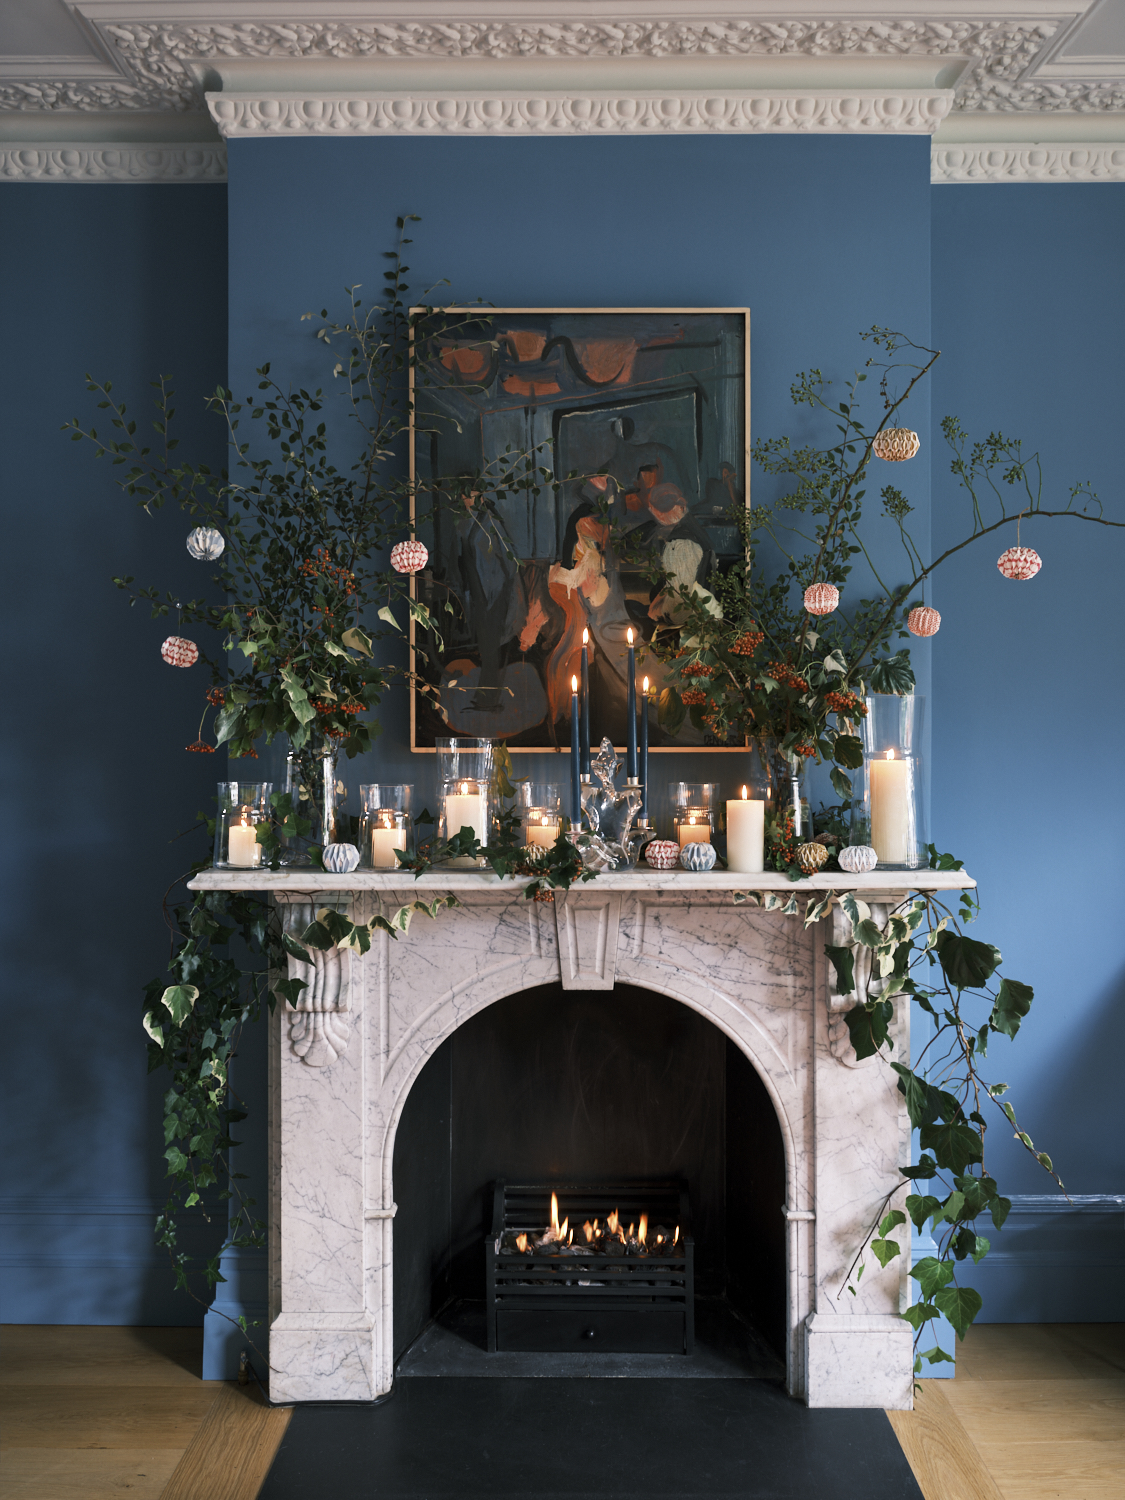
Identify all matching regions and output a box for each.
[508,1197,681,1258]
[516,1233,528,1253]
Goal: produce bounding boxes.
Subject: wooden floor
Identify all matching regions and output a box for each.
[0,1326,291,1500]
[0,1323,1121,1499]
[890,1324,1125,1500]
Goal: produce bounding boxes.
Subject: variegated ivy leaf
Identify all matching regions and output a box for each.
[733,891,758,906]
[160,984,199,1026]
[142,1010,165,1046]
[377,605,403,632]
[924,916,949,950]
[760,891,799,915]
[839,892,871,932]
[804,892,835,927]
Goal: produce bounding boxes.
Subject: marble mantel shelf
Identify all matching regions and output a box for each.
[189,867,975,894]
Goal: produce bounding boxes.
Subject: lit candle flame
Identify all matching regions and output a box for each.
[540,815,549,827]
[571,674,578,693]
[741,785,748,800]
[884,749,895,761]
[688,815,696,826]
[627,626,634,646]
[582,627,589,646]
[460,780,468,794]
[643,674,649,694]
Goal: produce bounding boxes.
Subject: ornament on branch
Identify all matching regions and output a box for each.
[908,605,941,637]
[997,545,1041,581]
[796,841,829,876]
[186,526,224,561]
[390,539,428,575]
[872,428,920,462]
[161,635,199,668]
[838,844,878,874]
[803,582,839,616]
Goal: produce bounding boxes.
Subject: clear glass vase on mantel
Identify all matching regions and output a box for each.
[744,735,811,842]
[266,734,352,865]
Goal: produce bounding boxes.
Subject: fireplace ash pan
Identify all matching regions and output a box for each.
[486,1181,694,1356]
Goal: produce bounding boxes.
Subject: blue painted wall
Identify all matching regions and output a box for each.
[0,184,230,1323]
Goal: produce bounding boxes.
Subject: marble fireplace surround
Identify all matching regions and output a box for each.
[190,866,974,1409]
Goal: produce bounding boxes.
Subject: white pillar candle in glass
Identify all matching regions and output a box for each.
[228,814,261,868]
[370,817,408,869]
[870,750,910,864]
[726,786,765,873]
[526,812,559,848]
[444,780,487,843]
[676,812,712,847]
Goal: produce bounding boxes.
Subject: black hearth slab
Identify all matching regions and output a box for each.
[258,1377,923,1500]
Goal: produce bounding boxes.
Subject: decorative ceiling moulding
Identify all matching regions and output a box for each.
[206,87,954,137]
[932,140,1125,180]
[0,141,226,181]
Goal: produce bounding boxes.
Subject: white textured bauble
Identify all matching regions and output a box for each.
[803,582,839,616]
[796,841,829,875]
[908,605,941,637]
[186,526,224,561]
[644,839,681,872]
[679,841,717,873]
[161,635,199,668]
[839,844,878,874]
[997,545,1042,581]
[390,539,429,575]
[872,428,920,462]
[322,842,361,874]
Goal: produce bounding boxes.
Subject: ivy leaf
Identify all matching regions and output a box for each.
[844,999,894,1060]
[213,703,245,746]
[901,1154,938,1181]
[991,977,1034,1038]
[300,919,335,950]
[272,976,308,1006]
[918,1346,956,1368]
[910,1255,955,1299]
[282,931,313,966]
[890,1063,953,1129]
[902,1303,941,1332]
[878,1209,907,1237]
[934,1284,983,1340]
[871,1237,901,1269]
[934,930,1001,990]
[920,1119,984,1174]
[142,1011,165,1047]
[160,984,199,1026]
[906,1193,943,1231]
[990,1196,1012,1230]
[824,943,855,994]
[341,626,373,657]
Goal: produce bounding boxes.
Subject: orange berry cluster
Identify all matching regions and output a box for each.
[681,688,708,706]
[683,662,715,680]
[791,742,817,759]
[235,747,259,759]
[206,686,226,706]
[313,699,364,716]
[186,740,216,754]
[764,662,809,692]
[299,548,358,596]
[731,627,765,655]
[825,689,867,718]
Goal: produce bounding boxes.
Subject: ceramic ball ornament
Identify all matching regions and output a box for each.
[796,841,829,876]
[680,841,717,873]
[390,539,429,575]
[321,842,361,875]
[839,844,878,874]
[186,526,224,562]
[161,635,199,668]
[908,605,941,638]
[997,545,1042,581]
[872,428,920,462]
[803,582,839,616]
[644,839,681,872]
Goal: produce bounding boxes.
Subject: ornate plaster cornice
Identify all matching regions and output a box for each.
[206,87,953,137]
[0,142,226,181]
[932,140,1125,180]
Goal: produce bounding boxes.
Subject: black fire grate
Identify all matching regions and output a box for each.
[486,1180,694,1355]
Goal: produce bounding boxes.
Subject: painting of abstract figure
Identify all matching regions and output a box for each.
[409,308,749,752]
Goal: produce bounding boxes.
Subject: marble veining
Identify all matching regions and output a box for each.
[184,869,977,1407]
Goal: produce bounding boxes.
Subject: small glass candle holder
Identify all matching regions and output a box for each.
[359,784,414,870]
[436,737,494,864]
[516,783,563,850]
[670,782,719,847]
[852,694,927,868]
[214,782,273,869]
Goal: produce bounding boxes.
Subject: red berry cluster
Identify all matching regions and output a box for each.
[681,688,707,706]
[825,689,867,718]
[683,662,716,680]
[206,686,226,706]
[764,662,809,692]
[186,740,216,754]
[731,627,765,656]
[791,742,817,759]
[300,548,358,595]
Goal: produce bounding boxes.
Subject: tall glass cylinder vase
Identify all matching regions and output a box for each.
[436,737,493,865]
[852,694,927,869]
[214,782,273,869]
[359,784,414,870]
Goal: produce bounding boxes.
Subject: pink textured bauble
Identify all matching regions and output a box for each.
[803,582,839,616]
[908,605,941,638]
[872,428,920,462]
[161,635,199,668]
[997,546,1041,581]
[390,539,429,575]
[644,839,681,871]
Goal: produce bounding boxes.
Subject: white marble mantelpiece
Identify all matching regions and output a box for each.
[189,866,974,1408]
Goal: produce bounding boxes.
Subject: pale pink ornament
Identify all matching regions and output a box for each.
[872,427,920,462]
[803,582,839,616]
[161,635,199,668]
[997,545,1042,581]
[390,539,429,575]
[644,839,681,872]
[908,605,941,638]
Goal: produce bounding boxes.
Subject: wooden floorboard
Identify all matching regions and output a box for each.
[160,1384,291,1500]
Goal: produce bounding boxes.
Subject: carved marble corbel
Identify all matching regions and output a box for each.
[554,890,621,990]
[280,898,351,1067]
[826,901,890,1067]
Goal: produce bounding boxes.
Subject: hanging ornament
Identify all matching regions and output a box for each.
[907,605,941,638]
[997,545,1041,581]
[186,526,225,561]
[390,539,429,575]
[161,635,199,668]
[796,841,829,876]
[803,582,839,616]
[839,844,878,874]
[872,428,920,462]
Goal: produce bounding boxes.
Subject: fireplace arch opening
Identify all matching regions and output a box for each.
[391,980,787,1374]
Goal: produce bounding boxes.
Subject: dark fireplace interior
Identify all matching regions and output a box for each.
[392,981,787,1368]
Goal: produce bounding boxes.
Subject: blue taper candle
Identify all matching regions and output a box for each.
[625,626,638,780]
[570,674,582,826]
[580,627,591,777]
[639,674,649,817]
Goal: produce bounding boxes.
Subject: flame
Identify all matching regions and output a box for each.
[884,749,895,761]
[567,1226,573,1245]
[516,1232,528,1253]
[550,1193,560,1234]
[741,785,748,800]
[582,1220,594,1243]
[571,674,578,693]
[627,1222,635,1240]
[688,815,696,826]
[582,627,589,646]
[560,1217,569,1240]
[673,1225,680,1245]
[627,626,634,646]
[238,808,252,827]
[607,1209,619,1235]
[639,1214,648,1245]
[593,1218,600,1236]
[460,780,468,794]
[643,674,650,695]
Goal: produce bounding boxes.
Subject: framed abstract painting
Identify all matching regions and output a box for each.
[409,307,749,753]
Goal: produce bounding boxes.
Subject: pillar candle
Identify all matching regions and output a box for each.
[676,814,711,848]
[870,751,910,864]
[570,675,582,825]
[639,674,649,817]
[445,781,487,843]
[371,820,408,869]
[726,787,765,874]
[625,627,638,780]
[526,814,560,849]
[228,815,261,868]
[580,628,591,778]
